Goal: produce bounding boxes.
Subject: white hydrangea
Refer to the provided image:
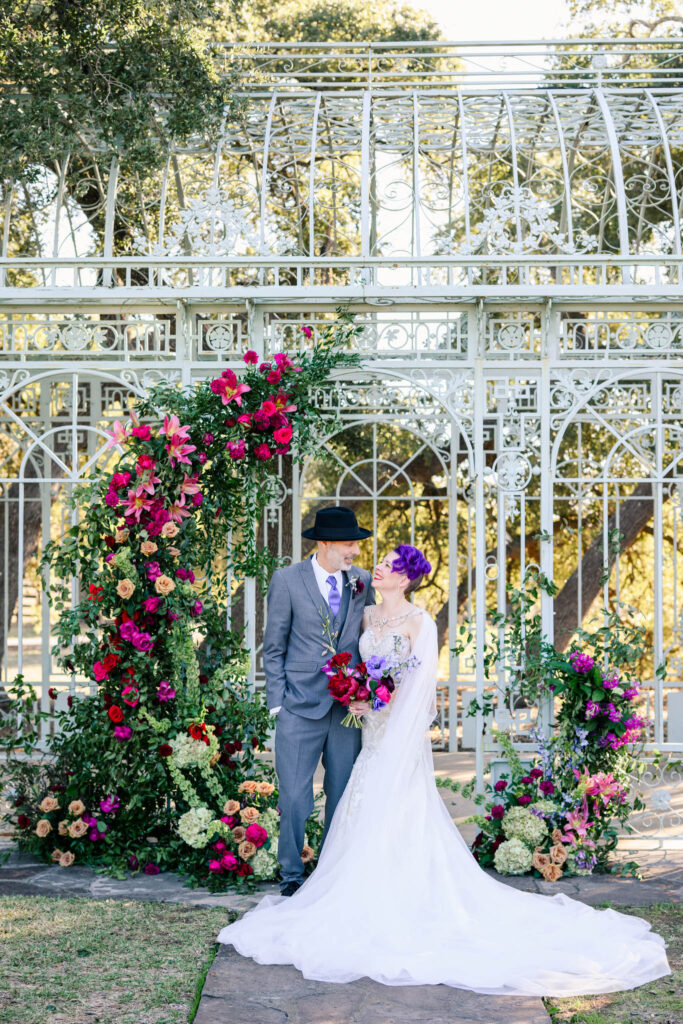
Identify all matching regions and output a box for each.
[171,734,212,769]
[502,806,548,847]
[258,808,280,839]
[528,798,557,815]
[250,844,279,881]
[494,838,534,875]
[178,806,214,849]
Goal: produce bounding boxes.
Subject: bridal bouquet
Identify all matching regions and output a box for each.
[323,651,415,727]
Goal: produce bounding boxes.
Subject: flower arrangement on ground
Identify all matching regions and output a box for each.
[3,315,361,889]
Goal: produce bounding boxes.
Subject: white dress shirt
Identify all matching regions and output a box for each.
[270,554,345,716]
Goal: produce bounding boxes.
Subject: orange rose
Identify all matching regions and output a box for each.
[39,796,60,813]
[161,522,179,538]
[240,807,260,825]
[57,820,69,836]
[51,849,63,863]
[59,851,75,867]
[541,863,563,882]
[238,780,258,794]
[255,782,275,796]
[551,828,564,845]
[154,575,175,596]
[232,826,246,843]
[140,541,158,556]
[115,528,129,543]
[68,800,85,817]
[167,546,180,557]
[532,851,550,872]
[301,845,315,863]
[116,578,135,599]
[550,843,568,866]
[223,800,240,815]
[35,819,52,838]
[238,840,257,860]
[68,818,88,839]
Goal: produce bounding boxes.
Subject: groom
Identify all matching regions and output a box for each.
[263,505,375,896]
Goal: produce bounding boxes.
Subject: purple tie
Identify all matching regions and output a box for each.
[327,575,341,616]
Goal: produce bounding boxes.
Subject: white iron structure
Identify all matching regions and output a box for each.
[1,41,682,846]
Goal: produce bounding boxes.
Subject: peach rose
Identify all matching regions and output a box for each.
[532,851,550,872]
[59,851,75,867]
[238,840,257,860]
[549,843,568,866]
[161,522,179,538]
[39,796,60,813]
[232,826,246,843]
[68,800,85,817]
[115,528,129,543]
[68,818,89,839]
[301,845,315,863]
[116,578,135,600]
[140,540,158,556]
[541,863,563,882]
[238,780,258,794]
[551,827,564,845]
[223,800,241,816]
[167,546,180,557]
[57,820,69,836]
[35,819,52,838]
[255,782,275,796]
[51,849,63,863]
[154,574,175,596]
[240,807,260,825]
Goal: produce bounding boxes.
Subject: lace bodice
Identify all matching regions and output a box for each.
[358,627,411,666]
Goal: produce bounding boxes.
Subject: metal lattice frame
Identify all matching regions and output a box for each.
[1,40,682,845]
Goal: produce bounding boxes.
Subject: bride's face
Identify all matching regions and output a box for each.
[372,551,408,595]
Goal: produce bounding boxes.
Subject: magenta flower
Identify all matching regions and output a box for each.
[105,491,119,507]
[226,440,246,460]
[121,490,154,522]
[493,780,508,792]
[157,680,176,702]
[243,350,258,364]
[119,621,138,643]
[165,434,197,467]
[539,780,555,795]
[121,685,139,707]
[301,325,312,339]
[529,768,543,779]
[111,471,131,490]
[623,686,639,700]
[100,794,120,814]
[245,823,268,848]
[585,700,601,719]
[602,671,620,690]
[213,840,226,852]
[569,650,595,674]
[143,863,160,875]
[221,852,239,871]
[114,725,132,741]
[145,561,162,581]
[132,631,154,653]
[142,596,161,613]
[209,373,251,407]
[93,661,110,682]
[128,855,139,870]
[254,443,272,461]
[190,600,203,617]
[606,702,622,723]
[208,859,223,873]
[517,795,532,805]
[131,424,151,440]
[273,352,295,371]
[192,492,203,506]
[203,432,214,445]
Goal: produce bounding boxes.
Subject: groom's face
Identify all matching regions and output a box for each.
[317,540,360,572]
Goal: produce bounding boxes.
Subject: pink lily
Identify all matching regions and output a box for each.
[211,377,251,407]
[105,420,128,448]
[165,435,197,467]
[159,414,192,442]
[274,391,297,414]
[562,798,594,843]
[168,501,192,524]
[179,473,201,499]
[122,490,154,522]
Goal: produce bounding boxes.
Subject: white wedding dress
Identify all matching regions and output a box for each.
[218,611,670,996]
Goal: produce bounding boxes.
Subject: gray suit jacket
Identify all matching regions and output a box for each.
[263,558,375,719]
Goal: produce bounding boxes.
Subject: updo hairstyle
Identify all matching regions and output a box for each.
[391,545,432,595]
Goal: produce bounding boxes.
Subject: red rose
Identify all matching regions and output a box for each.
[102,653,120,672]
[103,693,113,707]
[108,705,124,724]
[330,651,353,667]
[48,687,58,700]
[236,862,253,877]
[328,674,359,706]
[251,737,260,749]
[17,814,31,829]
[189,723,209,745]
[158,744,173,757]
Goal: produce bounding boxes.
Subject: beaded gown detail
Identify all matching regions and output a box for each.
[218,611,670,996]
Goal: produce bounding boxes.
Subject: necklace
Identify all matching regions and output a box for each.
[371,607,415,630]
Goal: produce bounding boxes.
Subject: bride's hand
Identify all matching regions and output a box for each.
[348,700,366,717]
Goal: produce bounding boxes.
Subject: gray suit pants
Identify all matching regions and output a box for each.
[275,702,362,884]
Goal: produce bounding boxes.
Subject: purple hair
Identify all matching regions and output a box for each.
[391,544,431,580]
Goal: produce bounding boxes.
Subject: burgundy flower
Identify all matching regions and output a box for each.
[529,768,543,779]
[493,780,508,792]
[520,775,533,784]
[539,780,555,795]
[236,862,253,877]
[143,863,160,875]
[128,855,139,870]
[16,814,30,829]
[251,736,260,749]
[158,743,173,757]
[490,804,505,819]
[517,795,532,806]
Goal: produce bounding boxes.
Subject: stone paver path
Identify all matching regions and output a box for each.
[196,945,550,1024]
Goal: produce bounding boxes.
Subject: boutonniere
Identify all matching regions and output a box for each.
[347,575,365,597]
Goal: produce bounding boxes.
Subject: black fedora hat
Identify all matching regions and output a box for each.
[302,505,372,541]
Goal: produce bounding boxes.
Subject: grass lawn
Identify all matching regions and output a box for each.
[544,904,683,1024]
[0,896,234,1024]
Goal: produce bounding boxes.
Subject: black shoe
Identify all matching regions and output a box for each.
[280,881,302,897]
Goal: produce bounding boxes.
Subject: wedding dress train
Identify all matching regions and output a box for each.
[217,611,670,996]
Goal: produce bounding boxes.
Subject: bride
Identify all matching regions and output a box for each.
[218,545,670,996]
